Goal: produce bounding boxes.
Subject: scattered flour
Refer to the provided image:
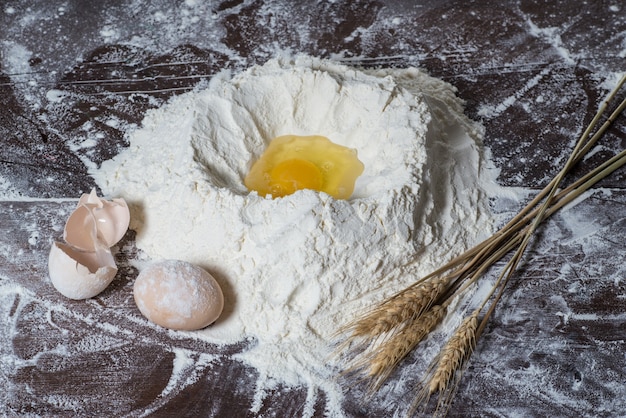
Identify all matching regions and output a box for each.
[92,55,500,416]
[0,175,23,199]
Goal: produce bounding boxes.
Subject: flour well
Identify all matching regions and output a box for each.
[92,55,499,415]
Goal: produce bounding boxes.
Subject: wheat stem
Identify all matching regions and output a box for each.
[478,80,626,317]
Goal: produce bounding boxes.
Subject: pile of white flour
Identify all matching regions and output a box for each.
[92,55,499,415]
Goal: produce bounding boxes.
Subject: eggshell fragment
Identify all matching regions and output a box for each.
[48,242,117,300]
[133,260,224,331]
[48,188,130,300]
[64,189,130,251]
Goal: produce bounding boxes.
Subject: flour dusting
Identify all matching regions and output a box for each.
[92,55,499,415]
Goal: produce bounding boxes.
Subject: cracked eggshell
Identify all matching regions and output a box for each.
[49,242,118,300]
[48,189,129,300]
[64,189,130,251]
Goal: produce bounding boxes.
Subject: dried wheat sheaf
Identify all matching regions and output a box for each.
[336,74,626,417]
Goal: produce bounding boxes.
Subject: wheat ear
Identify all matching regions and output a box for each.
[409,309,479,417]
[366,304,447,391]
[348,275,450,339]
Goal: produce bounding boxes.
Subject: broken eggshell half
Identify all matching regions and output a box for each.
[48,189,130,300]
[49,242,118,300]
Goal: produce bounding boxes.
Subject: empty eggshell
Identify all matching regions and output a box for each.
[48,242,117,300]
[133,260,224,331]
[48,188,130,300]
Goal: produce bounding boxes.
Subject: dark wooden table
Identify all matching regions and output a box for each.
[1,1,625,417]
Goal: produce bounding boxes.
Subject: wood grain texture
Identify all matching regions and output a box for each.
[1,0,625,417]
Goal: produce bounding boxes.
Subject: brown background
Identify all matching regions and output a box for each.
[1,1,625,417]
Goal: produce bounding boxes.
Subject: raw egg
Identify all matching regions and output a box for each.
[133,260,224,331]
[244,135,364,199]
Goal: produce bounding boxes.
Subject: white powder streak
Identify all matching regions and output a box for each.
[477,66,551,118]
[526,18,578,65]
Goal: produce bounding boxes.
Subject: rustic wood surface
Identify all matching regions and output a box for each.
[1,1,625,417]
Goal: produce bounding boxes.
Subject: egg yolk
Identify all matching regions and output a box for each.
[269,158,323,197]
[244,134,364,199]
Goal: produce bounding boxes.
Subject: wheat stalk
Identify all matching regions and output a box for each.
[416,74,626,415]
[336,73,626,416]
